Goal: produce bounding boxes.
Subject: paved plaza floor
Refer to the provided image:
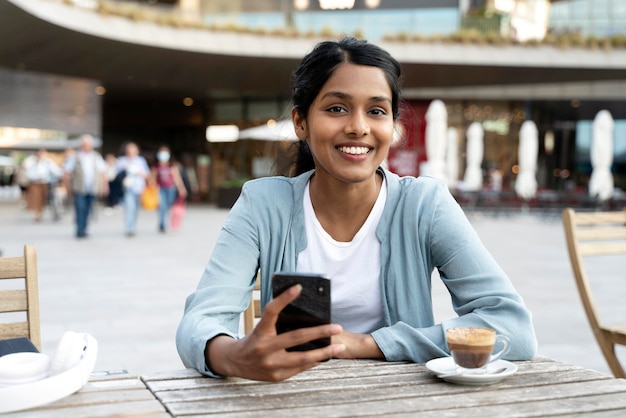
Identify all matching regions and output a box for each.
[1,197,623,377]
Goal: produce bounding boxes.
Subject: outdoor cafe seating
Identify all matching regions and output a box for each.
[3,240,626,415]
[243,273,262,335]
[0,244,40,350]
[562,208,626,378]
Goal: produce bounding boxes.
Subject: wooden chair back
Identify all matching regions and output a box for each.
[0,245,41,351]
[562,208,626,378]
[243,275,261,335]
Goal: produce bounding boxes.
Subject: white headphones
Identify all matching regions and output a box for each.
[0,331,98,413]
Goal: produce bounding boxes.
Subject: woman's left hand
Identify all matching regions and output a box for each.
[331,331,385,359]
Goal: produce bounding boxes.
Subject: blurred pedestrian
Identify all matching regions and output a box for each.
[151,145,187,233]
[180,154,199,202]
[104,153,123,210]
[116,142,149,237]
[25,149,62,221]
[60,147,75,210]
[63,134,109,238]
[487,167,503,192]
[16,153,36,205]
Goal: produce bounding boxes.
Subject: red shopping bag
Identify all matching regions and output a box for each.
[170,197,186,230]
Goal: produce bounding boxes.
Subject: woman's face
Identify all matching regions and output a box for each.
[293,62,394,186]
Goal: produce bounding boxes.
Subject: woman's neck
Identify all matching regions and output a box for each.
[308,172,382,242]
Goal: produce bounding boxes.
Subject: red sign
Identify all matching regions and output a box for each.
[386,101,428,178]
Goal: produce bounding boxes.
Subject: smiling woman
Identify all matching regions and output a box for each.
[292,62,394,198]
[176,37,537,383]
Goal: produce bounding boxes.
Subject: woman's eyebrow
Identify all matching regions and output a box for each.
[322,91,391,103]
[322,91,350,100]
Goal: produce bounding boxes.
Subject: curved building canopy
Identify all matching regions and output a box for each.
[1,0,625,104]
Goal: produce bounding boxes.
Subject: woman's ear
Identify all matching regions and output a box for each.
[292,108,307,140]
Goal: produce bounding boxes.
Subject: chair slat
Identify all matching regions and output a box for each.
[576,227,626,241]
[607,325,626,345]
[579,242,626,256]
[0,290,27,312]
[0,322,29,340]
[0,257,26,279]
[573,211,626,226]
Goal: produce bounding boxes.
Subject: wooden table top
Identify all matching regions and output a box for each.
[4,370,169,418]
[8,357,626,417]
[141,356,626,417]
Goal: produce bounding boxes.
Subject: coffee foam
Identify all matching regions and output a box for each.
[446,327,496,346]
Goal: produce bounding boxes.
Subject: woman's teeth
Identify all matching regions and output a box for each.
[337,146,370,155]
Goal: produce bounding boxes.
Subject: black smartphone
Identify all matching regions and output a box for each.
[271,272,331,352]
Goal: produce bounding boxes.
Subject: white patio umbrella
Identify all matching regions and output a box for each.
[238,119,298,142]
[237,119,298,178]
[515,120,539,200]
[588,110,614,202]
[421,99,447,180]
[445,127,459,189]
[462,122,484,191]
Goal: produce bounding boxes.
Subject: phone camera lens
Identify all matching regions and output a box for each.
[317,286,325,296]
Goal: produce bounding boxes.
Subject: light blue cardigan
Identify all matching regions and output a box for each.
[176,168,537,375]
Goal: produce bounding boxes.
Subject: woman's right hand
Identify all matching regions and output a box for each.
[205,284,345,382]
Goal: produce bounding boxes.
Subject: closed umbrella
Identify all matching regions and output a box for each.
[462,122,484,191]
[589,110,614,202]
[237,119,298,178]
[421,99,447,180]
[446,127,459,189]
[515,120,539,200]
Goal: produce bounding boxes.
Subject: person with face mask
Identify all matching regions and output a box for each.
[151,145,187,233]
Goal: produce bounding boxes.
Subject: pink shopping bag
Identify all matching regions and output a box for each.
[170,197,186,230]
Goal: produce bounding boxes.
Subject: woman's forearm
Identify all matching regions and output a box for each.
[204,335,237,377]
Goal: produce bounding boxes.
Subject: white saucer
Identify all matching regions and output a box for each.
[425,357,517,386]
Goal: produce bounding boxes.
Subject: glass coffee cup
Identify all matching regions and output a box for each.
[445,327,510,374]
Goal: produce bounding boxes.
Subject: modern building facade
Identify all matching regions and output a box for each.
[0,0,624,203]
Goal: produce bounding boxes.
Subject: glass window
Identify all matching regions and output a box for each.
[575,120,592,162]
[549,0,625,37]
[247,101,282,120]
[204,8,459,41]
[214,101,243,122]
[575,119,625,163]
[614,121,626,163]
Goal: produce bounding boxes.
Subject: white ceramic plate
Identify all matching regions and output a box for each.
[425,357,517,386]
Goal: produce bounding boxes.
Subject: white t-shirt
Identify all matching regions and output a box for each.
[296,178,387,333]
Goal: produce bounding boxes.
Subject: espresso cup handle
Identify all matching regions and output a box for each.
[489,335,511,363]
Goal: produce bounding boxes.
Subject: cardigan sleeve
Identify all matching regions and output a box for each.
[175,183,261,376]
[372,179,537,363]
[175,176,302,377]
